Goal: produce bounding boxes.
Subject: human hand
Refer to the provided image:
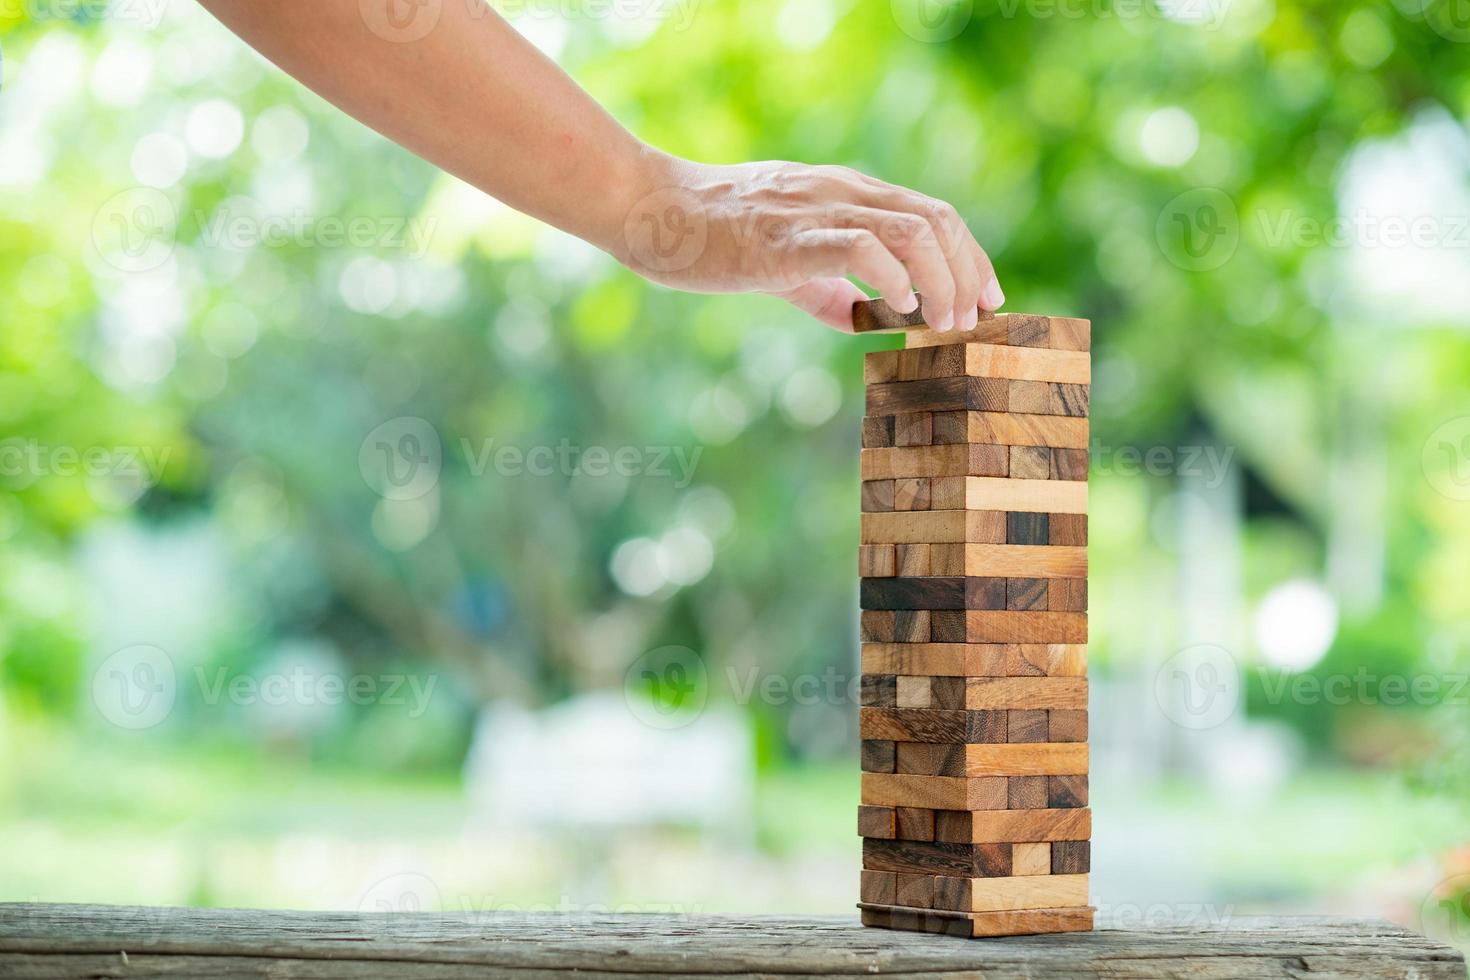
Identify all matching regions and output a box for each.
[615,155,1005,333]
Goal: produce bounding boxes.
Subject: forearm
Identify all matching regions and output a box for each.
[197,0,662,255]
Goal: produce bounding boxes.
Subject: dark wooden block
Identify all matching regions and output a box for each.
[900,345,965,380]
[1007,578,1048,611]
[929,610,966,642]
[863,839,1011,878]
[863,416,896,449]
[931,676,966,710]
[964,576,1007,611]
[1048,710,1088,743]
[895,807,936,841]
[1009,446,1051,480]
[1052,840,1090,874]
[1008,775,1049,809]
[867,378,969,415]
[1007,709,1049,743]
[862,738,897,773]
[861,577,966,612]
[894,873,935,909]
[893,610,930,643]
[931,411,967,445]
[859,805,896,839]
[861,675,897,708]
[933,810,970,844]
[860,708,1007,744]
[895,742,966,777]
[861,610,896,642]
[1006,512,1050,546]
[860,868,897,903]
[966,377,1009,412]
[1049,774,1088,808]
[895,413,933,447]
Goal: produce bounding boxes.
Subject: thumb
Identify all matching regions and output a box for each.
[769,278,872,333]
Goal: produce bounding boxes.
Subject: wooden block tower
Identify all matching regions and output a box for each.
[852,299,1093,939]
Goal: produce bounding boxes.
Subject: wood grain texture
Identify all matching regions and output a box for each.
[861,739,896,774]
[965,345,1091,384]
[860,773,1008,810]
[862,445,1008,480]
[962,743,1090,777]
[858,804,896,838]
[1007,645,1088,677]
[966,677,1089,710]
[1008,381,1089,418]
[1049,709,1089,742]
[1053,841,1091,875]
[963,545,1088,578]
[964,477,1087,513]
[2,904,1461,977]
[860,903,1096,939]
[967,412,1089,449]
[932,874,1090,914]
[860,644,1009,676]
[861,511,1010,544]
[861,479,896,512]
[895,741,967,777]
[863,838,1012,877]
[1049,775,1089,808]
[862,415,895,448]
[940,808,1093,844]
[966,611,1088,644]
[859,707,1007,744]
[860,577,965,611]
[1012,842,1052,876]
[858,544,896,577]
[860,868,897,904]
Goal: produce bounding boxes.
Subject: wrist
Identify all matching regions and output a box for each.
[597,143,686,265]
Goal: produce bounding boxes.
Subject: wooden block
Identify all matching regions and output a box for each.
[963,545,1087,578]
[1052,841,1091,874]
[860,577,964,611]
[1050,317,1091,352]
[964,477,1087,514]
[931,543,966,575]
[1008,446,1051,480]
[1008,381,1089,418]
[966,677,1088,710]
[962,743,1089,777]
[1050,448,1089,481]
[860,868,897,904]
[863,350,902,384]
[930,477,966,510]
[1005,512,1049,546]
[1049,775,1088,808]
[1012,842,1051,876]
[852,298,931,334]
[860,774,1008,811]
[1007,775,1049,809]
[860,610,895,642]
[1049,709,1088,742]
[861,445,1008,480]
[859,903,1094,938]
[964,576,1007,610]
[966,412,1089,449]
[861,739,896,773]
[893,477,931,511]
[930,676,966,709]
[863,838,1012,878]
[894,873,935,909]
[894,610,930,643]
[895,807,936,842]
[860,707,1006,744]
[895,675,932,709]
[858,805,895,839]
[1048,512,1088,545]
[858,544,895,577]
[894,413,933,447]
[898,345,966,381]
[964,344,1091,384]
[860,479,895,513]
[1048,578,1088,612]
[966,611,1088,644]
[941,808,1093,843]
[862,416,895,448]
[860,644,1009,677]
[1006,709,1049,743]
[1007,314,1051,348]
[932,873,1089,913]
[895,741,966,777]
[1007,578,1048,611]
[892,544,928,577]
[867,377,969,415]
[929,610,966,642]
[1007,644,1088,677]
[931,411,967,445]
[861,511,964,544]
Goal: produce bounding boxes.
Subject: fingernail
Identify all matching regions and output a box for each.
[934,310,954,332]
[983,280,1005,310]
[958,307,979,332]
[896,292,919,314]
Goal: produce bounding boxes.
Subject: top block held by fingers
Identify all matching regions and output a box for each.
[853,297,1090,353]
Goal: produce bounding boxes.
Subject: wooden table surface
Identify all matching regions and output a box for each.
[0,904,1463,978]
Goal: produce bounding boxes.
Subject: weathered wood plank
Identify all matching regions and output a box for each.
[0,905,1461,979]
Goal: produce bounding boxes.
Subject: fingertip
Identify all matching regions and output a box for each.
[983,280,1006,311]
[894,291,919,315]
[932,309,954,332]
[958,306,979,332]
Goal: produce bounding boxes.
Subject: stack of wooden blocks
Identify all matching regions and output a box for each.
[853,301,1092,939]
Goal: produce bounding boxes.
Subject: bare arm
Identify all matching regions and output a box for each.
[197,0,1005,331]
